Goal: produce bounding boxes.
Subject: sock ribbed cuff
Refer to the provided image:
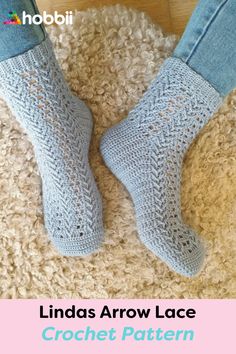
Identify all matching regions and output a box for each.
[163,57,222,104]
[0,37,53,77]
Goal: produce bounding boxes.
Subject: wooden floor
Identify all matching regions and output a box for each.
[37,0,198,34]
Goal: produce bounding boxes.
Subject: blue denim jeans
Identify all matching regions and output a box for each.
[0,0,45,62]
[0,0,236,97]
[174,0,236,96]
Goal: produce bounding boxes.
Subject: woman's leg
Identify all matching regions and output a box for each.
[101,0,235,276]
[0,1,104,255]
[174,0,236,96]
[0,0,45,61]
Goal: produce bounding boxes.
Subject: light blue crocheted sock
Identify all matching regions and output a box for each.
[101,58,222,277]
[0,38,104,256]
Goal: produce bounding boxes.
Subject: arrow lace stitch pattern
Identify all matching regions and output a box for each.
[0,38,104,256]
[101,57,222,277]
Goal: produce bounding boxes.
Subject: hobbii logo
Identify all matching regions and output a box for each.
[3,10,73,26]
[22,11,73,25]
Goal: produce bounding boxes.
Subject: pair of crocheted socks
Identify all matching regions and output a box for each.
[0,36,222,276]
[101,58,222,277]
[0,38,104,256]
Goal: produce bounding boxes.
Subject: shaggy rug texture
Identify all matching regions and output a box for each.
[0,5,235,299]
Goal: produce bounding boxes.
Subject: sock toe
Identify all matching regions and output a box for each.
[143,227,205,277]
[177,245,205,277]
[51,229,104,257]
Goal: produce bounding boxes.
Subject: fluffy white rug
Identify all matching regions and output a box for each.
[0,5,235,298]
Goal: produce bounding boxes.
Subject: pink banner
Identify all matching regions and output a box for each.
[0,300,234,353]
